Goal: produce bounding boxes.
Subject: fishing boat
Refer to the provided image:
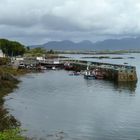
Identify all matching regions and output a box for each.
[84,72,96,79]
[84,65,96,79]
[94,68,104,80]
[96,74,104,79]
[52,66,56,70]
[64,62,73,70]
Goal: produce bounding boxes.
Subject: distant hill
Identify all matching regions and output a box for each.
[94,37,140,50]
[33,40,94,50]
[30,37,140,51]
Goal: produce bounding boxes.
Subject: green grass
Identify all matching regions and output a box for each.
[0,129,25,140]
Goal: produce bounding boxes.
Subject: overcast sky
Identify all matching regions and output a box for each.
[0,0,140,45]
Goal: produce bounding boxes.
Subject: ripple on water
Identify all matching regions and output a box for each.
[4,59,140,140]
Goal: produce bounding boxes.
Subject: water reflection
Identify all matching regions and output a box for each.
[4,70,140,140]
[114,81,137,94]
[84,78,137,94]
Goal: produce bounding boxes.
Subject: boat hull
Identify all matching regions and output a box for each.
[84,74,96,80]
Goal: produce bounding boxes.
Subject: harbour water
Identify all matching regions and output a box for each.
[4,53,140,140]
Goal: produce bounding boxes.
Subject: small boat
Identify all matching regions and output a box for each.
[124,62,128,65]
[40,66,47,70]
[52,66,56,70]
[69,71,80,76]
[94,69,104,80]
[64,63,73,70]
[73,72,80,76]
[84,74,96,79]
[84,71,96,79]
[96,74,104,80]
[84,65,96,79]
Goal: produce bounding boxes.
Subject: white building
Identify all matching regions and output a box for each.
[36,57,45,61]
[0,49,5,57]
[15,57,24,61]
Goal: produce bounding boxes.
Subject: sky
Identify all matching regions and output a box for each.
[0,0,140,45]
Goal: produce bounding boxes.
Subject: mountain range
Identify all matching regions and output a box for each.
[30,37,140,51]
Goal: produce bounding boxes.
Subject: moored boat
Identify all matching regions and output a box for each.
[69,71,80,76]
[96,74,104,79]
[94,69,104,80]
[84,65,96,79]
[84,71,96,79]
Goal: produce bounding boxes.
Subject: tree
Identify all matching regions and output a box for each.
[0,39,25,57]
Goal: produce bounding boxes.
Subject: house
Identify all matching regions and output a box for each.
[15,57,24,61]
[0,49,5,57]
[36,57,45,61]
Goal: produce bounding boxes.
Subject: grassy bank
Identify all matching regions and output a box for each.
[0,66,29,140]
[0,129,25,140]
[0,67,29,102]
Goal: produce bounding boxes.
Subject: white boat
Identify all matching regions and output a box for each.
[69,71,80,76]
[84,65,96,79]
[52,66,56,70]
[84,71,96,79]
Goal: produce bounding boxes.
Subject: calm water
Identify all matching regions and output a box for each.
[4,53,140,140]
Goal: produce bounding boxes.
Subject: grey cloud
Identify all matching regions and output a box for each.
[0,11,40,27]
[0,17,37,28]
[0,0,140,45]
[41,14,83,31]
